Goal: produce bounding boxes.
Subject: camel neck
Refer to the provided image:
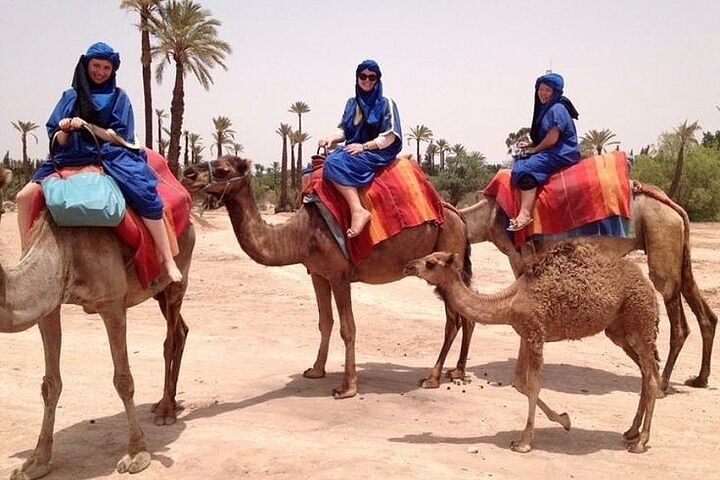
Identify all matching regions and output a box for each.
[438,277,518,326]
[224,186,308,266]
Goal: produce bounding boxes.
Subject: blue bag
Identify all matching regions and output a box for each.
[42,172,126,227]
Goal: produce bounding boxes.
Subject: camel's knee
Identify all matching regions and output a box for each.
[41,376,62,405]
[16,181,41,205]
[113,373,136,400]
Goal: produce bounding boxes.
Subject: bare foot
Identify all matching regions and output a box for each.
[164,261,183,283]
[347,209,371,238]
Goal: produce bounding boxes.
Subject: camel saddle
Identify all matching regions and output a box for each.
[29,149,192,288]
[484,150,633,249]
[302,154,446,265]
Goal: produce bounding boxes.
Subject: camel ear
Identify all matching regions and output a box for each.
[446,253,462,272]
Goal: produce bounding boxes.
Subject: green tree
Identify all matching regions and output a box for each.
[288,101,310,185]
[423,143,439,175]
[152,0,231,174]
[290,129,311,188]
[667,119,701,200]
[11,120,39,177]
[120,0,163,148]
[232,142,244,156]
[701,130,720,149]
[505,127,531,153]
[580,128,620,156]
[188,133,203,163]
[435,138,450,171]
[210,115,235,157]
[275,123,293,211]
[406,124,433,164]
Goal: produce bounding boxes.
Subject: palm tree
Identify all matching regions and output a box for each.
[210,115,235,157]
[183,129,189,168]
[151,0,232,175]
[275,123,293,211]
[158,138,169,157]
[290,129,311,187]
[405,124,433,164]
[435,138,450,172]
[188,133,202,163]
[232,142,244,156]
[120,0,163,148]
[11,120,39,177]
[424,143,438,175]
[288,101,310,184]
[667,119,701,200]
[580,128,620,156]
[155,108,168,152]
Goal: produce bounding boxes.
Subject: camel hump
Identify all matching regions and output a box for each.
[523,240,604,278]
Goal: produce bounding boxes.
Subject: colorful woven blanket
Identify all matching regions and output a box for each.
[483,151,632,248]
[29,149,192,288]
[302,155,445,264]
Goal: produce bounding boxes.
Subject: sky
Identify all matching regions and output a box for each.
[1,0,719,167]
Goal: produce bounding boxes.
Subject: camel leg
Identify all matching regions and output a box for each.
[448,317,475,381]
[101,308,151,474]
[660,296,689,391]
[304,274,333,379]
[511,337,542,453]
[420,304,461,388]
[681,287,717,387]
[152,288,189,426]
[511,340,571,431]
[11,309,62,480]
[624,336,661,453]
[329,279,357,399]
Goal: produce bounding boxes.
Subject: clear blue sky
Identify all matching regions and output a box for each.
[1,0,719,167]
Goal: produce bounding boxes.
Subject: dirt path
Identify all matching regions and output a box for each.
[1,210,718,479]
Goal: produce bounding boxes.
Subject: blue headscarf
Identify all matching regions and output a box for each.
[71,42,121,127]
[530,72,579,144]
[341,59,386,138]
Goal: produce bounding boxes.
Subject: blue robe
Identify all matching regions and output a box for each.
[511,102,580,187]
[34,88,164,219]
[323,96,402,187]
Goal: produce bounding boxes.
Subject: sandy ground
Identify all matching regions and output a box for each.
[1,209,719,480]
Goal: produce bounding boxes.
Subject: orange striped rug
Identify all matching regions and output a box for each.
[303,155,445,264]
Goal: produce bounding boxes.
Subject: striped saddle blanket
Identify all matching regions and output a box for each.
[483,151,633,249]
[302,155,445,265]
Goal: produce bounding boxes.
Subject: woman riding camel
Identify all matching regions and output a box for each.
[318,59,402,238]
[509,72,580,231]
[15,41,182,282]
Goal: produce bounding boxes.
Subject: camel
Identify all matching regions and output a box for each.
[404,242,662,454]
[1,213,195,479]
[459,184,717,391]
[181,155,472,398]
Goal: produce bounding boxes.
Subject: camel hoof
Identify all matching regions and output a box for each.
[446,368,465,381]
[117,451,151,474]
[11,462,50,480]
[622,429,640,442]
[154,411,177,426]
[627,442,647,454]
[509,440,532,453]
[419,377,440,389]
[332,387,357,399]
[684,376,708,388]
[303,367,326,379]
[152,400,179,426]
[559,413,572,431]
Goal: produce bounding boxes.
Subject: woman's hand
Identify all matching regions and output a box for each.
[318,137,332,147]
[517,141,532,149]
[344,143,364,155]
[59,117,87,132]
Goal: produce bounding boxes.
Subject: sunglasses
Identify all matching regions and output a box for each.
[358,73,378,82]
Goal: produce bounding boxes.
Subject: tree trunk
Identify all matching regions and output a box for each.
[416,140,421,164]
[21,135,30,179]
[157,117,162,153]
[216,135,222,158]
[141,11,153,149]
[278,136,290,211]
[296,114,303,187]
[183,133,189,169]
[167,61,185,176]
[667,142,686,200]
[290,144,296,190]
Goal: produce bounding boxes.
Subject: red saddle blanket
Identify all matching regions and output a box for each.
[302,155,446,265]
[29,149,192,288]
[483,151,631,248]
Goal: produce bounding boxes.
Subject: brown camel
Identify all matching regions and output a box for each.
[459,184,717,391]
[405,242,661,454]
[1,214,195,479]
[181,155,472,398]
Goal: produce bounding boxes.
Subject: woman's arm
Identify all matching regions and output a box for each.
[319,129,345,148]
[529,127,560,154]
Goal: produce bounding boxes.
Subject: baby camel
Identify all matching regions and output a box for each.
[405,241,661,454]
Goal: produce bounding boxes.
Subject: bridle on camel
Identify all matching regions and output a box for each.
[202,160,251,203]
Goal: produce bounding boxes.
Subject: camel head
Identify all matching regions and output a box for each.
[181,155,253,195]
[404,251,463,287]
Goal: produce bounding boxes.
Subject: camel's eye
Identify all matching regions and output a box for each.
[214,166,231,177]
[425,260,435,269]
